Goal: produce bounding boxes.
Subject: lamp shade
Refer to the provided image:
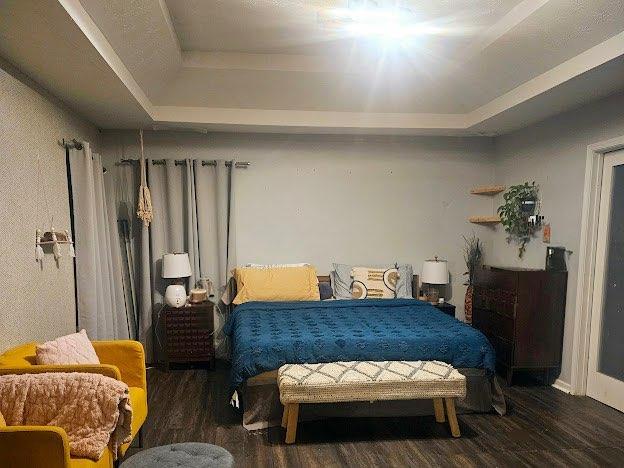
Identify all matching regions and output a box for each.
[421,258,448,284]
[162,253,192,279]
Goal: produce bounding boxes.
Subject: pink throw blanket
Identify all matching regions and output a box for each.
[0,372,132,460]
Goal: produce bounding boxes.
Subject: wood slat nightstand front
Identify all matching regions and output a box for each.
[162,302,215,370]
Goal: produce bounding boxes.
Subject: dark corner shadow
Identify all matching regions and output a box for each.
[265,416,479,446]
[0,55,93,126]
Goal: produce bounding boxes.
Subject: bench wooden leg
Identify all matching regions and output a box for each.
[444,398,460,437]
[281,404,289,429]
[433,398,445,423]
[285,403,299,444]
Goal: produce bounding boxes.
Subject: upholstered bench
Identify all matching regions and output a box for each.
[278,360,466,443]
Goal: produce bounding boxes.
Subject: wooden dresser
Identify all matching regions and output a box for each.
[162,302,215,370]
[472,266,567,385]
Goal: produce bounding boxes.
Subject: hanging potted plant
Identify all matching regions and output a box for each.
[497,182,540,258]
[462,234,483,324]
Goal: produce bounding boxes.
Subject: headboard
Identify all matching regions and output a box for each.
[317,275,420,299]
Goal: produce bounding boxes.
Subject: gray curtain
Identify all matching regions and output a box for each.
[69,144,130,340]
[119,158,237,361]
[107,162,141,340]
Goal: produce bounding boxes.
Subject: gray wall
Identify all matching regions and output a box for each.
[5,51,624,389]
[101,131,497,319]
[103,92,624,388]
[0,61,99,352]
[491,91,624,386]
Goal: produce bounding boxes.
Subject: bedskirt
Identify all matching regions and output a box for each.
[239,367,506,431]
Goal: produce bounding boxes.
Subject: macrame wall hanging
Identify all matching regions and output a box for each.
[35,150,75,264]
[136,129,153,227]
[35,229,75,262]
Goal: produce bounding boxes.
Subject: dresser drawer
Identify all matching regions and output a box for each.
[485,333,514,366]
[166,317,212,330]
[473,307,514,341]
[166,310,212,322]
[473,286,516,318]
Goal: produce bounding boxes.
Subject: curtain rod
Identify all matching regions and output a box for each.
[58,138,84,150]
[117,158,250,168]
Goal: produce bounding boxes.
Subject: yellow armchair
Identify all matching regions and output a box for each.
[0,340,148,468]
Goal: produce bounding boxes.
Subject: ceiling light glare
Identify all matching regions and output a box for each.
[323,7,425,40]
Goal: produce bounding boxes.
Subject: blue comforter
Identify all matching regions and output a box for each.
[224,299,495,390]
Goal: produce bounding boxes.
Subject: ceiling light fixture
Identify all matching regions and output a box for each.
[320,4,439,40]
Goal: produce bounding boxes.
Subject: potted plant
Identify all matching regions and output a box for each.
[497,182,540,258]
[463,234,483,324]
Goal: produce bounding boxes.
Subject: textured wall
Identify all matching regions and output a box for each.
[491,91,624,387]
[100,130,497,320]
[0,61,99,352]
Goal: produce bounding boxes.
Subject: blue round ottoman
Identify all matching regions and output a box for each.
[121,443,234,468]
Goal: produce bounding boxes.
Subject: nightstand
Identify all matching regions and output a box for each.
[434,302,456,318]
[162,302,215,370]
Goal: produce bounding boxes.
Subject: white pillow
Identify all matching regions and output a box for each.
[36,329,100,365]
[246,263,310,269]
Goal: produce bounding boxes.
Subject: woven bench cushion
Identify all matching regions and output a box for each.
[278,360,466,403]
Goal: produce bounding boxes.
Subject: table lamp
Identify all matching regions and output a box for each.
[421,256,448,304]
[162,253,192,308]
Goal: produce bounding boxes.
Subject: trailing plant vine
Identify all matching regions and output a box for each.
[497,182,540,258]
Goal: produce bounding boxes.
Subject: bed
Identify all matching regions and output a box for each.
[224,275,506,430]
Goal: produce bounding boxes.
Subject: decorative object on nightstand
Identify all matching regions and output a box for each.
[472,266,567,385]
[462,234,483,324]
[421,257,448,304]
[162,302,215,370]
[434,302,456,318]
[162,253,192,308]
[189,288,209,303]
[199,277,215,298]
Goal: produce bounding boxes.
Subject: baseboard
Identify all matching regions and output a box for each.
[552,378,572,394]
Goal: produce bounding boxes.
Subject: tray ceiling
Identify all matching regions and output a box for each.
[165,0,521,55]
[1,0,624,134]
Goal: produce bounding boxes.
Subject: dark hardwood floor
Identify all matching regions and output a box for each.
[125,364,624,467]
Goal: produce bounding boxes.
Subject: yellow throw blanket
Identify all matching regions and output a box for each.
[0,372,132,460]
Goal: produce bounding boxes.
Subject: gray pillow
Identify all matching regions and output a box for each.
[331,263,413,299]
[318,281,334,300]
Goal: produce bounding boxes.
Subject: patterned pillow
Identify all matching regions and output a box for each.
[351,267,398,299]
[332,263,413,299]
[36,329,100,365]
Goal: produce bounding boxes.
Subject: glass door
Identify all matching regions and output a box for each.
[587,149,624,412]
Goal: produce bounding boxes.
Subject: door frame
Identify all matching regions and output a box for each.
[571,135,624,395]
